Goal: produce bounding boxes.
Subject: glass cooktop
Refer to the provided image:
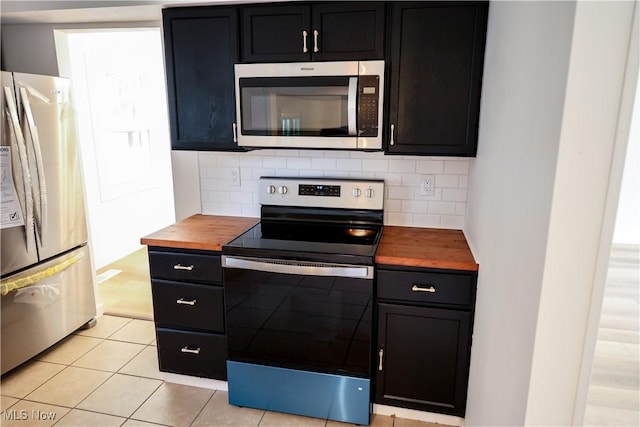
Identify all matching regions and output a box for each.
[222,221,382,265]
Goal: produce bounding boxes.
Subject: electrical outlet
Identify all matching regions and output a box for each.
[420,175,435,196]
[229,167,240,187]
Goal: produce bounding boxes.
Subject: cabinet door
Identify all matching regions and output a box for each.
[387,2,488,156]
[241,5,311,62]
[311,3,385,61]
[376,303,471,416]
[163,7,240,150]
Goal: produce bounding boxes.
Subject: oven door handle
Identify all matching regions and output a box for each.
[222,256,373,279]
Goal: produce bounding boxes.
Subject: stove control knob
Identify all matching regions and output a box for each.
[266,185,276,194]
[365,188,374,198]
[352,188,362,198]
[278,186,288,195]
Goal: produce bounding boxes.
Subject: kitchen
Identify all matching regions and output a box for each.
[1,1,638,427]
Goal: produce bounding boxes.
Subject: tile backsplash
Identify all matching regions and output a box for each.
[199,150,469,229]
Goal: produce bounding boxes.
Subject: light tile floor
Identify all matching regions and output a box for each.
[0,315,447,427]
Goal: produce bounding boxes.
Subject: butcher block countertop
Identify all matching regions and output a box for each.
[142,215,477,271]
[140,214,258,252]
[375,226,478,271]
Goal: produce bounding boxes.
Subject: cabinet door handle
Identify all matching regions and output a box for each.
[378,348,384,371]
[176,298,196,306]
[412,285,436,293]
[302,30,308,53]
[232,122,237,143]
[390,123,395,145]
[181,346,201,355]
[313,30,319,53]
[173,264,194,271]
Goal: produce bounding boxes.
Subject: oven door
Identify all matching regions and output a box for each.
[222,255,373,378]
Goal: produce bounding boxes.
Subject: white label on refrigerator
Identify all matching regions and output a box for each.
[1,146,25,229]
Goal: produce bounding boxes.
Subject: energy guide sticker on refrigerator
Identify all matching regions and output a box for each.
[0,146,25,229]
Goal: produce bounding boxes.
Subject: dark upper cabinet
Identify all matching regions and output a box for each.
[241,2,385,62]
[386,2,488,156]
[163,7,241,151]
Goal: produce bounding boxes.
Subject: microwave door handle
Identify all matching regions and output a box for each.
[347,77,357,136]
[4,86,35,253]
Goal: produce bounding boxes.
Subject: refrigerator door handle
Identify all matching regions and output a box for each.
[19,87,47,244]
[3,86,35,253]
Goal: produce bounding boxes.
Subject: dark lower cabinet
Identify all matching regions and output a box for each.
[162,7,240,150]
[375,267,477,416]
[386,2,488,156]
[147,247,227,380]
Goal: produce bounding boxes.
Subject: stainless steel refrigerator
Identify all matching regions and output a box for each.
[1,71,96,375]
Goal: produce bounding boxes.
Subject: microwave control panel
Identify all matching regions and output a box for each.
[358,75,380,137]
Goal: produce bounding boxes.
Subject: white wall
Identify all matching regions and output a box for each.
[2,22,176,267]
[465,1,637,426]
[463,2,576,425]
[198,151,471,228]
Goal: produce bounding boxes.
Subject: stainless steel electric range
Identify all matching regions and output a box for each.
[222,177,384,425]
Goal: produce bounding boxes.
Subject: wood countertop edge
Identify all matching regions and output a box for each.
[140,238,225,252]
[375,255,479,272]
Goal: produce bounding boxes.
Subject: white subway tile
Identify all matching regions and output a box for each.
[375,172,402,186]
[428,201,456,215]
[362,159,389,172]
[401,200,428,214]
[389,159,416,173]
[241,205,260,217]
[197,152,217,166]
[238,155,263,168]
[229,191,253,204]
[311,157,337,170]
[440,215,464,229]
[326,171,350,178]
[455,202,467,216]
[416,160,444,174]
[209,191,231,203]
[323,151,352,158]
[435,174,459,188]
[263,156,287,169]
[459,175,469,188]
[287,157,312,170]
[384,199,402,212]
[444,160,469,174]
[218,203,243,216]
[401,173,422,187]
[413,214,442,228]
[337,158,362,171]
[386,212,414,226]
[216,154,241,167]
[388,186,414,200]
[442,188,467,202]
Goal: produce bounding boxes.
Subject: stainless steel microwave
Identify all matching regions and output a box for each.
[234,60,384,150]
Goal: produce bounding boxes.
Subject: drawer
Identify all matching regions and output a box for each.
[149,250,221,284]
[377,269,474,307]
[156,328,227,380]
[151,279,224,333]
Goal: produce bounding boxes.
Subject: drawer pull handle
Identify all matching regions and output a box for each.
[173,264,194,271]
[378,348,384,371]
[181,346,201,355]
[176,298,196,306]
[412,285,436,293]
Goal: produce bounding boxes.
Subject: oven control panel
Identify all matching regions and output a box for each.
[260,177,384,210]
